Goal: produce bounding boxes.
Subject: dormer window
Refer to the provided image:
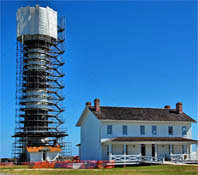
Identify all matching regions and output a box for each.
[107,125,112,135]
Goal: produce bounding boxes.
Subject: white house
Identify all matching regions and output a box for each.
[76,99,198,162]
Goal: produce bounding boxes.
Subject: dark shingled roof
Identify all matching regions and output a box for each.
[89,106,196,123]
[105,137,198,143]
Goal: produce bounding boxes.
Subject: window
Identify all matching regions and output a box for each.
[168,126,173,135]
[152,126,157,135]
[107,125,112,135]
[182,126,187,136]
[122,125,128,135]
[140,126,145,135]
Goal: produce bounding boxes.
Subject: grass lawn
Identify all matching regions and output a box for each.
[0,165,198,175]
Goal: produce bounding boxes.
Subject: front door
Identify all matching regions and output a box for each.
[152,144,155,157]
[141,144,146,156]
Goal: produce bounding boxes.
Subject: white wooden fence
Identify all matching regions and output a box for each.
[109,153,198,165]
[170,153,198,163]
[109,154,164,164]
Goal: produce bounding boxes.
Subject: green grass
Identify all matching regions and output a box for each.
[0,165,198,175]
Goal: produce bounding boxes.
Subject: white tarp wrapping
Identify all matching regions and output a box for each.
[17,5,57,39]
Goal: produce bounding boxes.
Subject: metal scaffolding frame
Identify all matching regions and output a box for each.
[12,17,71,162]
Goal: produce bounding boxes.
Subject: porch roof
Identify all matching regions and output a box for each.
[103,137,198,144]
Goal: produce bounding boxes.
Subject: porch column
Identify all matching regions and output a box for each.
[189,144,192,155]
[186,144,190,159]
[123,144,126,154]
[123,144,126,162]
[187,144,190,154]
[184,144,187,154]
[170,144,173,155]
[187,144,193,159]
[155,144,157,160]
[109,143,112,160]
[182,144,187,160]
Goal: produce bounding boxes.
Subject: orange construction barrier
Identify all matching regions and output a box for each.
[31,161,55,169]
[97,160,104,169]
[0,162,14,168]
[28,160,115,169]
[103,160,115,169]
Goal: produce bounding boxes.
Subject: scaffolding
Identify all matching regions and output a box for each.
[12,16,70,162]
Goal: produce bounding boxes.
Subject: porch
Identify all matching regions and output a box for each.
[109,154,164,165]
[102,137,198,164]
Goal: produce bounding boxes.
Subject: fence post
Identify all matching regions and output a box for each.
[109,143,112,161]
[162,157,165,164]
[123,144,126,163]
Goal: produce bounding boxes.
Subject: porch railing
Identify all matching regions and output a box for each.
[170,154,198,162]
[188,153,198,160]
[170,154,184,162]
[109,153,198,164]
[109,154,164,164]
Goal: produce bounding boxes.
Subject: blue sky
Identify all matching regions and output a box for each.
[0,0,197,158]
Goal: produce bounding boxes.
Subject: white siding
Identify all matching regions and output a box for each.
[80,110,101,160]
[102,145,108,160]
[157,145,169,158]
[112,144,123,155]
[146,144,152,157]
[173,145,182,154]
[101,121,192,139]
[128,144,140,155]
[30,152,42,162]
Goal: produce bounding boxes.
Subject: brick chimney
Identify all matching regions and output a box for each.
[176,102,183,113]
[164,105,171,109]
[85,101,91,107]
[94,98,100,112]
